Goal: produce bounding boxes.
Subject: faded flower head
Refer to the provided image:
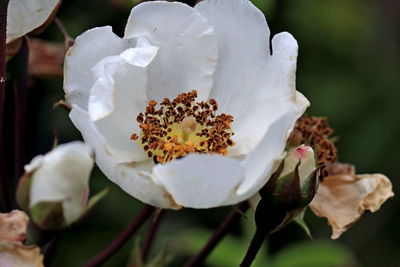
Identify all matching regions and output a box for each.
[16,141,105,230]
[0,210,44,267]
[310,165,394,239]
[64,0,309,209]
[0,210,28,244]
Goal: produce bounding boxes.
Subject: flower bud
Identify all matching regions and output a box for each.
[16,142,107,230]
[260,145,319,210]
[255,146,320,233]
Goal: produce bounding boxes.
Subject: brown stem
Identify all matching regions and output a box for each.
[183,202,249,267]
[13,37,29,185]
[141,209,165,263]
[240,229,268,267]
[54,17,74,50]
[83,205,156,267]
[0,0,11,211]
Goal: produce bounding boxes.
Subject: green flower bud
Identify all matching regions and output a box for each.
[255,146,320,233]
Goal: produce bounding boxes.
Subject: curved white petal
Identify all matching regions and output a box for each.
[88,49,153,162]
[64,26,134,110]
[196,0,308,156]
[124,1,218,102]
[7,0,60,43]
[237,107,299,199]
[152,154,245,208]
[69,106,176,209]
[29,142,93,224]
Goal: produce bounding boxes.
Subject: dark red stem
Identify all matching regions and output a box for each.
[83,205,156,267]
[184,202,249,267]
[0,0,11,211]
[141,209,165,263]
[240,229,268,267]
[13,37,29,184]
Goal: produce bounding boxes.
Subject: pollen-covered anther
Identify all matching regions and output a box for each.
[131,90,235,163]
[289,114,338,178]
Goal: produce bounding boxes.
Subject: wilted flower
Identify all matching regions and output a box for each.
[64,0,309,209]
[0,210,44,267]
[17,141,105,230]
[6,0,60,44]
[310,168,394,239]
[0,210,29,243]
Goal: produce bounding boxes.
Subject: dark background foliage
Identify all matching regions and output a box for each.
[3,0,399,266]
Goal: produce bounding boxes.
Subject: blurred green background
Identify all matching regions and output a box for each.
[9,0,400,266]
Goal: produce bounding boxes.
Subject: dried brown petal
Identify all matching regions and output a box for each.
[0,242,44,267]
[310,173,394,239]
[0,210,29,244]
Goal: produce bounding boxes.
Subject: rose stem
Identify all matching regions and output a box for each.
[54,17,74,50]
[184,202,250,267]
[12,37,29,187]
[83,204,156,267]
[0,0,11,211]
[141,209,166,263]
[240,229,268,267]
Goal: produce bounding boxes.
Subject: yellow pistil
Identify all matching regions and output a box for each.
[130,90,235,163]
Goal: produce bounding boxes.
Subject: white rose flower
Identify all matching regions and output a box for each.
[6,0,60,44]
[64,0,309,209]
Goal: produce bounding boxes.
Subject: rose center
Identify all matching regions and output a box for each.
[130,90,235,163]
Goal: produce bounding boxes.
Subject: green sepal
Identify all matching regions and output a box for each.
[86,187,109,213]
[71,188,109,227]
[16,173,33,211]
[293,209,313,240]
[30,201,67,230]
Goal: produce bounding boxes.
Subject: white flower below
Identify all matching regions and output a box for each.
[64,0,310,209]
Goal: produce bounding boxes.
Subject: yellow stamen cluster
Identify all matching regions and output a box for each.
[130,90,235,163]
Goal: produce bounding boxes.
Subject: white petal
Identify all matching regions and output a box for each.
[29,142,93,224]
[120,37,159,68]
[152,154,245,208]
[7,0,60,43]
[124,1,218,102]
[238,108,298,198]
[196,0,308,155]
[88,53,150,162]
[64,26,133,110]
[69,106,177,209]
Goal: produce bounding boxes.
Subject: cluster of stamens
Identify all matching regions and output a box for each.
[130,90,235,163]
[289,114,338,178]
